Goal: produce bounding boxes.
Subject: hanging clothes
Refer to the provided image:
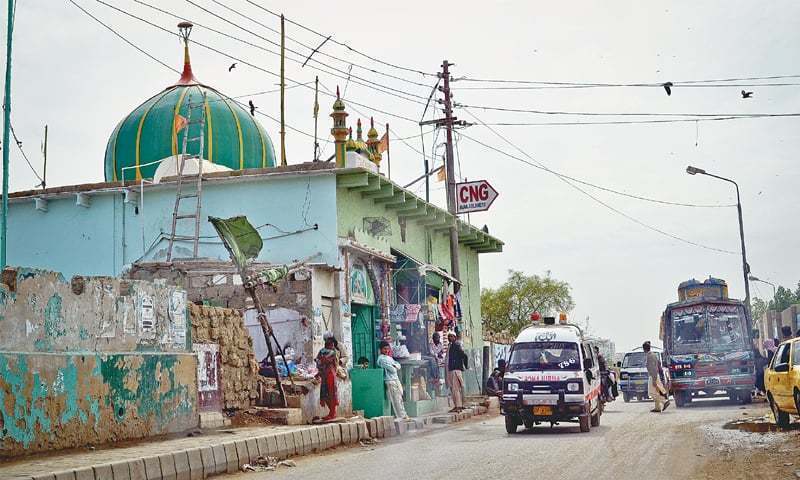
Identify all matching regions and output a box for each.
[389,304,406,323]
[405,304,422,323]
[454,291,463,319]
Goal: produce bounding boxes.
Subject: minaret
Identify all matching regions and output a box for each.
[176,22,199,85]
[366,117,380,168]
[330,87,348,167]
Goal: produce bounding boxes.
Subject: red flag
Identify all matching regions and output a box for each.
[377,132,389,154]
[174,114,188,133]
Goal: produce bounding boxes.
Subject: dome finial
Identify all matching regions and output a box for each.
[176,21,198,85]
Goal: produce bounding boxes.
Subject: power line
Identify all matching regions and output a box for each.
[9,123,43,185]
[477,114,800,126]
[243,0,437,79]
[93,0,421,124]
[205,0,432,88]
[67,0,179,74]
[458,103,800,118]
[460,110,739,254]
[457,74,800,87]
[136,0,431,105]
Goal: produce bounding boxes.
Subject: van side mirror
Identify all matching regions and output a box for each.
[585,369,594,382]
[615,361,622,368]
[774,363,790,373]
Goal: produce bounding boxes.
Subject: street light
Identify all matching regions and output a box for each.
[685,165,751,319]
[749,275,777,338]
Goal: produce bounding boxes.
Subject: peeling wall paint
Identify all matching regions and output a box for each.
[0,352,196,457]
[0,269,189,353]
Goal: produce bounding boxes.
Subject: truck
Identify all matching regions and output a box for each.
[660,277,756,407]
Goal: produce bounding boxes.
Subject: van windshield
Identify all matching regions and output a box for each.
[508,342,580,372]
[622,352,646,368]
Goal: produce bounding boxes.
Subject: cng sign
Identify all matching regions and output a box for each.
[456,180,499,214]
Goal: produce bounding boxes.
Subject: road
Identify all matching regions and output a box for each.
[220,397,799,480]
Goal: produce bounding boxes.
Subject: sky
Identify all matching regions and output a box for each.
[3,1,800,351]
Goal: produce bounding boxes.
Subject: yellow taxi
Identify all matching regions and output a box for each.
[765,337,800,427]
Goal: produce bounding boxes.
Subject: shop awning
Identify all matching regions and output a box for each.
[392,250,460,286]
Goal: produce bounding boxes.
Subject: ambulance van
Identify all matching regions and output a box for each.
[501,317,602,433]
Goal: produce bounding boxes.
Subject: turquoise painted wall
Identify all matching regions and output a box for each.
[336,186,486,394]
[0,352,197,457]
[6,174,339,278]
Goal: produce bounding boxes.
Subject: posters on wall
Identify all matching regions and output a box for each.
[193,343,220,392]
[169,290,187,347]
[139,293,155,334]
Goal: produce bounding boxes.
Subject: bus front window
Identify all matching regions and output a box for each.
[707,306,746,348]
[672,311,706,346]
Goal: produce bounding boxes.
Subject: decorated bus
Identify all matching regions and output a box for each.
[660,277,755,407]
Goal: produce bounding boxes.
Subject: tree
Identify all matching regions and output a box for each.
[751,297,768,321]
[752,280,800,318]
[481,270,575,337]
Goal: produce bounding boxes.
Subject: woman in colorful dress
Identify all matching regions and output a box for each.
[315,336,340,421]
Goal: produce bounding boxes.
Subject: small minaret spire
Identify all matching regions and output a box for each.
[366,117,380,168]
[330,86,349,167]
[176,22,198,85]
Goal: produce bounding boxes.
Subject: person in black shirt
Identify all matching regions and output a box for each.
[446,332,468,412]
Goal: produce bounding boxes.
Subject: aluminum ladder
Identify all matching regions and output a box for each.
[166,92,207,262]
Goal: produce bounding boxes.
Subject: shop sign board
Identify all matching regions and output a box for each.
[455,180,498,214]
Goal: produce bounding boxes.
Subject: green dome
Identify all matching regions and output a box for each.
[105,82,276,182]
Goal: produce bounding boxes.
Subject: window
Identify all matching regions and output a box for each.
[508,342,581,372]
[707,307,746,348]
[772,344,790,369]
[622,352,646,368]
[792,341,800,367]
[672,311,706,346]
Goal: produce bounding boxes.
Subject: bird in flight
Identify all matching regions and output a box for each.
[228,63,237,72]
[662,82,673,96]
[741,90,753,99]
[248,100,257,116]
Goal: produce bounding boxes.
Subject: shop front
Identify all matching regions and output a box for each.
[389,250,462,417]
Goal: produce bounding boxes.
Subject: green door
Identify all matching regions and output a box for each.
[352,304,376,367]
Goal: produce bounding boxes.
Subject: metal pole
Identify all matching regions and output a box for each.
[313,76,319,161]
[386,123,391,180]
[41,124,47,189]
[733,184,751,319]
[279,14,286,166]
[1,0,14,271]
[440,60,461,292]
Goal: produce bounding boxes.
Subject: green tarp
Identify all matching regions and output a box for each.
[209,215,263,269]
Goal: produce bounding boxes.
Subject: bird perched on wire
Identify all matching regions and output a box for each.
[662,82,673,96]
[741,90,753,99]
[248,100,257,117]
[228,63,237,72]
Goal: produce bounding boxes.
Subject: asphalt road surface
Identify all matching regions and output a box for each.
[222,398,776,480]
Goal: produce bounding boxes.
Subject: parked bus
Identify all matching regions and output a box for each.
[660,277,755,407]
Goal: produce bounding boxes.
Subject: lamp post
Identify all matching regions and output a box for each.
[686,166,751,318]
[749,275,777,338]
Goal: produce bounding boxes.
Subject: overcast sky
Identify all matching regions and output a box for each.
[3,1,800,350]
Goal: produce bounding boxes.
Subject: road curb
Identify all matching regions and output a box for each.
[34,403,490,480]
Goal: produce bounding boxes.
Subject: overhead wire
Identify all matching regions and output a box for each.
[458,128,737,254]
[476,115,800,126]
[457,103,800,118]
[92,0,421,124]
[135,0,431,105]
[457,74,800,87]
[206,0,432,88]
[9,124,44,185]
[242,0,437,78]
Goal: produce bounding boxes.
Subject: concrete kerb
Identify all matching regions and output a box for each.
[11,407,493,480]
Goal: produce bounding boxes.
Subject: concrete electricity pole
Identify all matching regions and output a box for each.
[439,60,461,292]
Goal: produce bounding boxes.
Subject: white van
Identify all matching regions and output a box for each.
[501,320,602,433]
[618,347,671,403]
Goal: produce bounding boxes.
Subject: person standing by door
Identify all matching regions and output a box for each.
[377,341,409,420]
[446,332,468,413]
[644,341,669,412]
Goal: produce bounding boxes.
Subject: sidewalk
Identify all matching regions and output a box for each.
[0,405,490,480]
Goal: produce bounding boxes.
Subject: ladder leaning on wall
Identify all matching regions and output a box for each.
[166,91,207,262]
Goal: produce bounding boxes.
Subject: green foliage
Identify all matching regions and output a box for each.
[481,270,575,337]
[752,280,800,318]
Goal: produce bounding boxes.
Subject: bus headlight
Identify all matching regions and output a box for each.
[506,382,519,392]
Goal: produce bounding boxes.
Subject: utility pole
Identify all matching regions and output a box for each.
[279,14,287,166]
[41,124,47,189]
[439,60,461,292]
[1,0,15,271]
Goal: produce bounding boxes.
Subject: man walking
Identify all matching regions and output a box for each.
[644,341,669,412]
[377,341,409,420]
[446,332,468,412]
